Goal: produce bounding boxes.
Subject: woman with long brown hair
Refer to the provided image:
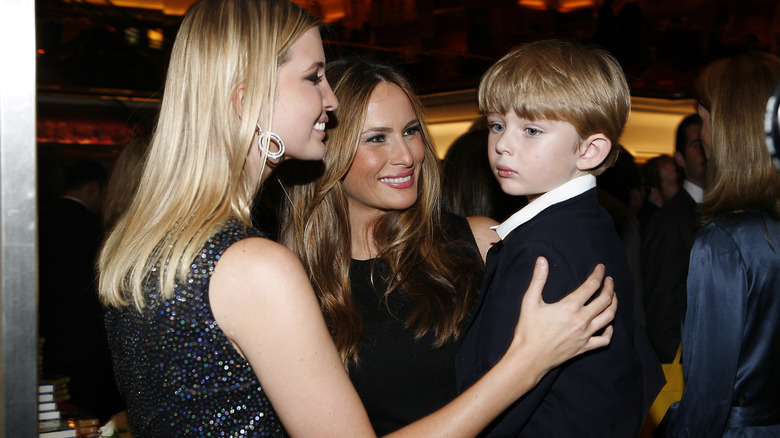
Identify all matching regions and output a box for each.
[662,51,780,437]
[280,57,618,434]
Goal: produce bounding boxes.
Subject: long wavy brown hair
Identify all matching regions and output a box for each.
[279,58,482,368]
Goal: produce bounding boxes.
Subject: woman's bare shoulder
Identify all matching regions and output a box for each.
[466,216,500,262]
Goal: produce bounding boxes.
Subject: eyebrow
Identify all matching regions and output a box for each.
[361,118,420,136]
[361,127,392,136]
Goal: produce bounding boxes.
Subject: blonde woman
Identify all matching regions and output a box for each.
[280,58,619,434]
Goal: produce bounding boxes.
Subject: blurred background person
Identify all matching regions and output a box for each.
[663,51,780,437]
[640,113,705,363]
[101,135,149,231]
[638,154,680,232]
[597,145,645,325]
[39,159,124,422]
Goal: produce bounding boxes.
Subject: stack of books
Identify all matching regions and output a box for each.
[38,420,76,438]
[60,409,101,437]
[39,376,70,404]
[38,380,76,438]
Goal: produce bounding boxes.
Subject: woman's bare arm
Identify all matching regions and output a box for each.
[210,238,376,437]
[212,239,615,438]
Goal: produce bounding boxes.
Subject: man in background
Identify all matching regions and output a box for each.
[641,114,706,363]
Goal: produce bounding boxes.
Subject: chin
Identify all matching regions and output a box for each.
[498,183,523,197]
[294,143,326,161]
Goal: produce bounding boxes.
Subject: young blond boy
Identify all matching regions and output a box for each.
[455,39,659,437]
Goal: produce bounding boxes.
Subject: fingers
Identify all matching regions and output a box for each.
[521,257,549,308]
[589,288,618,332]
[581,275,615,316]
[566,264,606,307]
[583,325,614,353]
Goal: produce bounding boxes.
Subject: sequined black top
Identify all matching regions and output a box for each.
[105,220,287,437]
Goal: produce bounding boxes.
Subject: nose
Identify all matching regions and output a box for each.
[322,78,338,111]
[493,132,511,156]
[391,136,415,167]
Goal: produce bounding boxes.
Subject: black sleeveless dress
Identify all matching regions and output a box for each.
[105,220,287,437]
[348,214,482,435]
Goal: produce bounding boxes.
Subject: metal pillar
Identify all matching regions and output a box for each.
[0,0,38,436]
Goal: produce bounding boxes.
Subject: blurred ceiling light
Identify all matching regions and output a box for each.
[80,0,194,15]
[517,0,596,13]
[79,0,345,19]
[147,28,164,49]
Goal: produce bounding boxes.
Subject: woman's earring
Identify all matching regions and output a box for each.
[255,123,285,159]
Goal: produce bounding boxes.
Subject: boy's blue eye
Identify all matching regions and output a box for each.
[489,123,504,133]
[526,127,541,136]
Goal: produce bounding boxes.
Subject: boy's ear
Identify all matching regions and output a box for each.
[576,133,611,171]
[232,83,246,118]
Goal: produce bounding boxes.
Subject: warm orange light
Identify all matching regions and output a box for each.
[147,28,164,49]
[517,0,547,11]
[517,0,596,13]
[556,0,596,13]
[80,0,195,15]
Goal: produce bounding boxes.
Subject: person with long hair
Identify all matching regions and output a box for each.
[102,135,149,231]
[279,57,618,435]
[662,52,780,436]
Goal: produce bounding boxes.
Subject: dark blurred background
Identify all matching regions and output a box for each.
[35,0,780,164]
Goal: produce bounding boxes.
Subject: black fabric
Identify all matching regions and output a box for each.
[641,188,700,362]
[105,220,286,437]
[39,197,124,422]
[456,189,662,437]
[348,214,482,435]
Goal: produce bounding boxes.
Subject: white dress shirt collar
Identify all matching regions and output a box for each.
[683,179,704,204]
[492,175,596,240]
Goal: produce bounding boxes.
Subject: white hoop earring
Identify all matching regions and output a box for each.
[255,124,285,159]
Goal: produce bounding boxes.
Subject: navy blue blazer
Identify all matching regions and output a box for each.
[664,211,780,437]
[455,188,660,437]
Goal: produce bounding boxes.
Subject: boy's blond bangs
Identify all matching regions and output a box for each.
[477,39,630,147]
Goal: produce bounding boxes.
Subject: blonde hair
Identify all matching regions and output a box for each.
[280,58,481,367]
[695,51,780,222]
[98,0,317,309]
[478,39,630,175]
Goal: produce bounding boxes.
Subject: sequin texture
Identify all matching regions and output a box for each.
[105,220,287,437]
